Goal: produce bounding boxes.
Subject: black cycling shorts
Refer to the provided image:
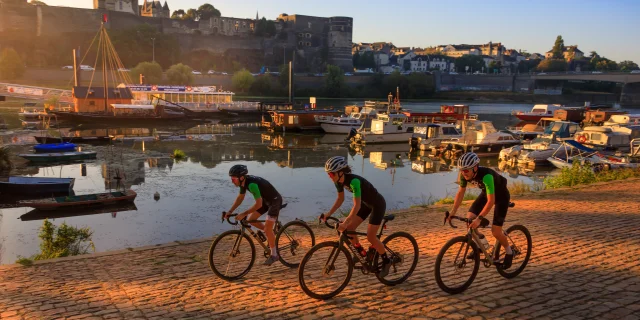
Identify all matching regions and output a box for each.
[468,191,510,227]
[355,197,386,225]
[256,196,282,221]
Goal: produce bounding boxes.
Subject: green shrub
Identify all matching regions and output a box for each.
[32,219,94,260]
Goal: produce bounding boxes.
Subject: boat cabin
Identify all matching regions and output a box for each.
[262,109,342,131]
[402,105,475,124]
[370,113,413,134]
[553,108,584,123]
[582,110,627,126]
[543,120,580,139]
[576,125,640,150]
[411,123,462,150]
[73,86,133,113]
[603,114,640,127]
[530,104,563,115]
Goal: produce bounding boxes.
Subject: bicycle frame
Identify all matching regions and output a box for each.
[225,214,282,257]
[327,217,392,274]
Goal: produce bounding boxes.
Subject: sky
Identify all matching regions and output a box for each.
[44,0,640,63]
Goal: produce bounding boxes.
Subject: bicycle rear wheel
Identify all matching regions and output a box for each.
[434,236,480,294]
[496,224,532,279]
[208,230,255,281]
[276,220,315,268]
[376,231,419,286]
[298,241,353,300]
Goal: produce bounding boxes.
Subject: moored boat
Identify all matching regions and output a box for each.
[512,104,564,122]
[34,135,114,144]
[33,142,77,153]
[350,113,416,144]
[18,190,137,211]
[18,151,98,163]
[0,176,75,195]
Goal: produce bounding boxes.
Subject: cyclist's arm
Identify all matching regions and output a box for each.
[326,191,345,218]
[227,193,246,214]
[450,173,467,216]
[239,183,263,215]
[477,174,496,218]
[344,179,362,224]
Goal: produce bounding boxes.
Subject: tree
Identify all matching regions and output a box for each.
[197,4,221,21]
[537,59,568,72]
[518,59,541,73]
[278,64,290,87]
[171,9,186,19]
[184,9,199,21]
[488,61,502,73]
[352,51,360,69]
[566,47,576,61]
[618,60,639,71]
[166,63,194,85]
[589,51,599,60]
[454,54,485,73]
[130,61,163,84]
[0,48,26,80]
[325,65,344,97]
[249,75,273,96]
[255,17,276,37]
[232,69,254,93]
[359,51,376,69]
[551,35,565,60]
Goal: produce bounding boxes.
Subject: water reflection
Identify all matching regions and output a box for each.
[19,203,138,221]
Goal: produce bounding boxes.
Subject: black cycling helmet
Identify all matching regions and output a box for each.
[229,164,248,177]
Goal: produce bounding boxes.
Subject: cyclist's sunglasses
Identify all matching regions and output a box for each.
[231,176,240,182]
[461,168,473,174]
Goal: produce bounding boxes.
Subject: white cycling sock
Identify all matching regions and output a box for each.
[271,247,278,257]
[505,246,513,255]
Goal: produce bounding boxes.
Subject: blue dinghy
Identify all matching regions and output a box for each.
[33,142,77,153]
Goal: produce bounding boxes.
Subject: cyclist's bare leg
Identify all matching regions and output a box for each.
[346,216,365,246]
[492,225,511,254]
[367,224,386,254]
[264,218,276,254]
[248,211,265,231]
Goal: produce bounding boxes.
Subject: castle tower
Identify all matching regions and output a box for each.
[162,1,169,18]
[327,16,354,71]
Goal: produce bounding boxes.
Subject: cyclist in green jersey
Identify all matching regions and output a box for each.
[223,165,283,265]
[319,156,391,277]
[446,152,513,269]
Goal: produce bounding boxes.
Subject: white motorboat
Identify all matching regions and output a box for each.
[350,113,416,144]
[410,123,462,151]
[439,120,520,156]
[317,107,378,134]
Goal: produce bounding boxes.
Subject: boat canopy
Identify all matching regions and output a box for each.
[565,140,597,152]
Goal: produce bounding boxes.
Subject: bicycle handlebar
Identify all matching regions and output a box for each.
[319,215,340,229]
[444,211,489,229]
[221,211,240,225]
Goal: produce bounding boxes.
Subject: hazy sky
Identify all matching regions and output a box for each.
[44,0,640,63]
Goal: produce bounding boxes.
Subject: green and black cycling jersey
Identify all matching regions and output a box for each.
[239,175,281,204]
[458,166,508,196]
[335,173,383,207]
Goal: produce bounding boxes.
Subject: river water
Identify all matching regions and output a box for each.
[0,100,630,264]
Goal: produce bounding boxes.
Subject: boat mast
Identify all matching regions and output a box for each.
[101,20,109,113]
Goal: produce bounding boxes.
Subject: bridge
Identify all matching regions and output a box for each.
[0,83,73,103]
[532,72,640,83]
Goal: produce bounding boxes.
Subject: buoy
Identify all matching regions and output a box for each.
[154,192,160,201]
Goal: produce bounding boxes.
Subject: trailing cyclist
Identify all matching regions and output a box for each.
[446,152,513,269]
[319,156,391,277]
[223,164,283,265]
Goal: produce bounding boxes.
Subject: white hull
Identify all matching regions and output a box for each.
[320,123,360,134]
[355,132,414,144]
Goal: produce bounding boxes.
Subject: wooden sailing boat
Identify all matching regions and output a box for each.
[49,14,192,123]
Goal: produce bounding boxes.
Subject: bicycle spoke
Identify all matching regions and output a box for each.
[209,232,254,280]
[277,222,315,267]
[300,243,351,298]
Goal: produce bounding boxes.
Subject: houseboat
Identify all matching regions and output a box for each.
[553,107,585,123]
[350,113,416,144]
[126,85,260,118]
[574,125,640,152]
[402,104,477,124]
[261,109,342,132]
[512,104,564,122]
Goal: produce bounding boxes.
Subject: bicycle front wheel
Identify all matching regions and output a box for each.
[298,241,353,300]
[434,236,480,294]
[276,220,316,268]
[496,224,532,279]
[208,230,255,281]
[376,231,419,286]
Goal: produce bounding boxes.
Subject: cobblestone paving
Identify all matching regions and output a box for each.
[1,181,640,319]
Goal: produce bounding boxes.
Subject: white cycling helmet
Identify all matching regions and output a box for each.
[458,152,480,170]
[325,156,349,173]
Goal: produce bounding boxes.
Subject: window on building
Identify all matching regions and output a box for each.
[119,1,122,10]
[298,41,303,46]
[298,33,304,37]
[306,42,311,46]
[306,33,311,38]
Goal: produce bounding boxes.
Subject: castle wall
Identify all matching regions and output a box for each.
[327,16,353,71]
